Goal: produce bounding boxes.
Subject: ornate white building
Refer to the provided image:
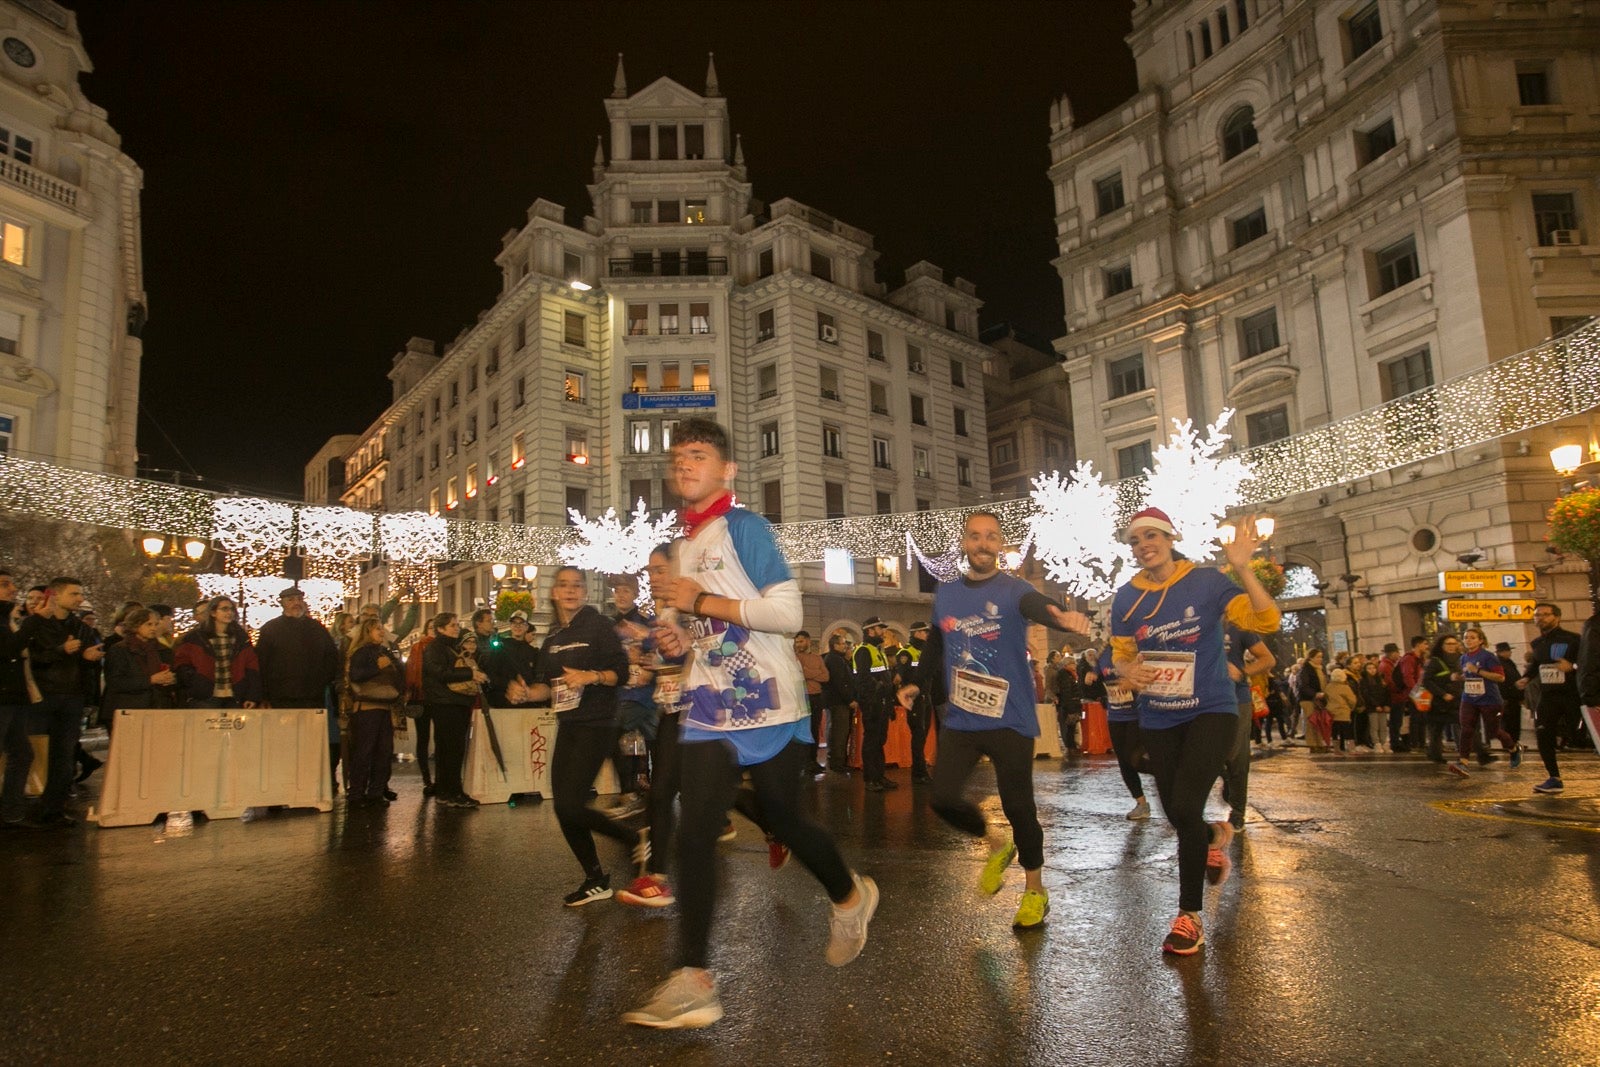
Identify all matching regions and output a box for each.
[0,0,143,475]
[1049,0,1600,652]
[327,59,993,634]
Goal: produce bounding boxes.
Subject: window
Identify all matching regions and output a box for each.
[429,489,440,515]
[630,124,651,159]
[1552,315,1594,337]
[567,428,588,464]
[564,369,586,403]
[690,302,710,334]
[822,424,843,459]
[511,490,525,525]
[757,308,775,342]
[954,407,969,436]
[913,447,931,478]
[1245,406,1291,445]
[1221,106,1257,160]
[1346,1,1382,61]
[993,439,1016,466]
[414,455,423,481]
[820,366,841,400]
[512,432,526,469]
[486,344,499,377]
[817,311,837,342]
[1240,308,1280,358]
[446,477,460,511]
[810,250,833,282]
[875,491,893,515]
[449,381,459,408]
[1373,236,1420,295]
[1533,193,1579,246]
[631,363,648,392]
[758,247,774,278]
[416,411,424,435]
[761,421,780,457]
[758,363,778,400]
[397,424,406,447]
[431,397,440,423]
[1103,263,1134,298]
[867,330,885,361]
[658,125,678,160]
[692,361,711,391]
[1187,29,1197,67]
[1231,206,1267,249]
[628,478,653,512]
[1517,64,1551,106]
[1357,118,1397,167]
[0,309,18,356]
[1108,353,1147,398]
[465,414,477,443]
[563,251,582,282]
[447,428,458,456]
[1200,19,1213,57]
[630,420,651,454]
[949,359,965,388]
[633,250,653,274]
[907,343,923,372]
[628,304,650,336]
[467,366,478,394]
[564,311,586,347]
[429,442,439,470]
[515,321,526,349]
[1381,348,1434,400]
[683,199,706,225]
[1094,173,1126,216]
[910,395,927,425]
[662,420,678,450]
[1235,0,1248,31]
[684,124,705,159]
[873,437,891,469]
[0,127,33,166]
[944,307,957,331]
[514,376,526,407]
[870,381,889,415]
[566,487,588,523]
[486,452,498,486]
[657,199,679,224]
[465,463,479,499]
[659,303,680,335]
[956,457,972,486]
[1116,441,1153,479]
[661,362,681,390]
[825,482,846,520]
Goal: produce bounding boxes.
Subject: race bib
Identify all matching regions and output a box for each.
[552,679,584,713]
[1464,678,1486,697]
[653,669,682,710]
[1141,652,1197,699]
[1106,683,1132,706]
[692,617,730,654]
[1540,664,1563,686]
[951,668,1009,718]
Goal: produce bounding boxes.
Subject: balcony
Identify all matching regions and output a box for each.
[609,256,728,279]
[0,156,79,211]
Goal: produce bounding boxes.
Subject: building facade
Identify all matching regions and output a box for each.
[329,59,993,638]
[0,0,143,475]
[1049,0,1600,652]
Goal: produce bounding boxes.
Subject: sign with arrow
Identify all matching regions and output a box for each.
[1437,570,1536,593]
[1439,599,1537,622]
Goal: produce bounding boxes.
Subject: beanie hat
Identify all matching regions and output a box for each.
[1125,507,1177,537]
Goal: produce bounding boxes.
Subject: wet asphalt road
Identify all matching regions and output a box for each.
[3,744,1598,1067]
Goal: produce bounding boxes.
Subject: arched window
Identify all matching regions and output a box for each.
[1222,106,1258,161]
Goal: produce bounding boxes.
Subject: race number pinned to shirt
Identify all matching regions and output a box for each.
[951,668,1009,718]
[552,679,584,713]
[1540,664,1564,686]
[1141,651,1197,699]
[653,668,682,710]
[1464,678,1486,697]
[1105,683,1132,705]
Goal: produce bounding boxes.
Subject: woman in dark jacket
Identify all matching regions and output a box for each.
[101,608,178,725]
[172,597,261,708]
[1297,650,1328,751]
[421,613,486,808]
[1422,633,1465,765]
[346,617,404,807]
[535,565,634,907]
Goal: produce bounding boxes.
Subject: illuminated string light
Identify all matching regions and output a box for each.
[296,506,375,560]
[387,562,440,603]
[214,497,294,554]
[379,511,448,563]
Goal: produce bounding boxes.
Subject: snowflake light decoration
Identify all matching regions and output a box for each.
[559,499,679,576]
[297,506,375,560]
[1027,463,1135,601]
[213,497,294,554]
[1140,409,1248,563]
[379,511,448,563]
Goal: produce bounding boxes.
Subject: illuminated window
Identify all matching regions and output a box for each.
[872,437,891,469]
[761,421,779,457]
[914,447,930,478]
[0,218,26,267]
[465,463,478,498]
[567,428,588,464]
[429,489,440,515]
[565,369,586,403]
[486,453,498,486]
[631,363,648,392]
[684,199,706,224]
[628,304,649,336]
[659,303,679,335]
[662,420,678,450]
[661,362,680,390]
[446,477,459,510]
[692,361,711,391]
[876,556,900,587]
[511,432,526,469]
[822,424,843,459]
[629,420,651,454]
[690,302,710,334]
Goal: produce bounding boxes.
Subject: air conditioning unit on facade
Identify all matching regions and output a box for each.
[909,362,925,373]
[1551,229,1583,246]
[819,324,839,343]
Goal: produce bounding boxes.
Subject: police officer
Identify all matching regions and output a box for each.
[853,617,897,791]
[900,622,937,783]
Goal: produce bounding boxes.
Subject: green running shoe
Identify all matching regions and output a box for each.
[979,839,1017,895]
[1012,888,1049,928]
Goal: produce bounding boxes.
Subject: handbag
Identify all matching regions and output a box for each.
[1409,682,1432,712]
[350,678,400,702]
[447,652,481,696]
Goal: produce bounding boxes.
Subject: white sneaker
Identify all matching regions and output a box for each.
[1126,797,1151,821]
[622,968,723,1029]
[826,873,879,967]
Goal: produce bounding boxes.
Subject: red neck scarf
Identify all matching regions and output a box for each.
[682,491,734,538]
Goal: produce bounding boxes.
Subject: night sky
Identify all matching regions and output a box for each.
[69,0,1136,497]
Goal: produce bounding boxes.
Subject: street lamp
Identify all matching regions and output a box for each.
[141,534,210,565]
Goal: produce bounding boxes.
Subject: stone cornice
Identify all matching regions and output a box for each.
[731,272,992,360]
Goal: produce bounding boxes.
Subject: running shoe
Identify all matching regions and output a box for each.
[1012,888,1049,929]
[563,875,612,907]
[622,968,723,1029]
[766,835,791,871]
[1126,797,1151,821]
[1205,821,1234,887]
[607,794,647,821]
[1162,911,1204,955]
[1447,761,1470,778]
[825,873,879,966]
[632,827,651,872]
[617,873,675,908]
[1509,745,1523,770]
[1533,777,1565,794]
[979,839,1017,895]
[718,820,737,842]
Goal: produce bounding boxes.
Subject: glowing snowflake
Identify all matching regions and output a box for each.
[1141,410,1248,562]
[1027,462,1135,601]
[559,499,679,577]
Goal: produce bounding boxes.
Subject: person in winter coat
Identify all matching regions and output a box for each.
[1421,633,1466,765]
[421,613,488,808]
[1297,650,1328,752]
[101,608,178,724]
[255,587,339,710]
[345,616,404,806]
[1324,668,1358,753]
[1357,660,1391,753]
[1054,654,1083,753]
[172,596,261,708]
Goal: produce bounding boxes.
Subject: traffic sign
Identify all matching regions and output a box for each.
[1439,599,1537,622]
[1437,570,1536,593]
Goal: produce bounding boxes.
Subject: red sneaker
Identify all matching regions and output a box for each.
[617,874,676,908]
[1162,911,1204,955]
[767,835,791,871]
[1205,820,1234,886]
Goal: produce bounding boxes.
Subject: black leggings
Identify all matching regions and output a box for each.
[930,725,1044,871]
[645,712,681,876]
[676,739,854,970]
[552,720,636,878]
[427,703,471,799]
[1107,718,1145,801]
[413,710,433,784]
[1142,712,1237,913]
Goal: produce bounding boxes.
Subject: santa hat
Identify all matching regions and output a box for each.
[1125,507,1177,537]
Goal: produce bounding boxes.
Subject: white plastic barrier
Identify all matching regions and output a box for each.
[464,705,618,805]
[90,707,333,827]
[1034,703,1065,759]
